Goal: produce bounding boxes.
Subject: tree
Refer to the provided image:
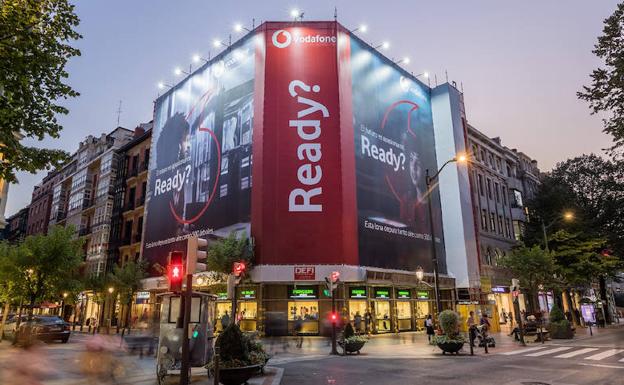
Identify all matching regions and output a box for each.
[578,2,624,153]
[0,242,27,338]
[207,232,254,275]
[499,245,556,313]
[0,0,81,182]
[109,259,148,336]
[14,225,83,316]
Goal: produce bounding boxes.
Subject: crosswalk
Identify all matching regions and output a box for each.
[501,345,624,362]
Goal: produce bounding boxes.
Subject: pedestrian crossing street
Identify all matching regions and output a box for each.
[501,345,624,362]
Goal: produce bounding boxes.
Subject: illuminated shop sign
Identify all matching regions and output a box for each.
[374,288,391,299]
[349,287,367,299]
[396,289,411,299]
[217,292,228,300]
[288,285,318,299]
[492,286,509,293]
[239,289,256,299]
[416,291,429,299]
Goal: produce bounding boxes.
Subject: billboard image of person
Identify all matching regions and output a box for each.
[350,36,446,273]
[143,37,256,273]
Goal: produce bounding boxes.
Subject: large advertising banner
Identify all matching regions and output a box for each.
[143,37,256,273]
[254,22,358,265]
[350,37,447,273]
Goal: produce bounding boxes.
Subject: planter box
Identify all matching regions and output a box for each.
[218,364,262,385]
[339,339,366,355]
[436,341,464,355]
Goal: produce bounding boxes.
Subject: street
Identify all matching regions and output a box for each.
[0,325,622,385]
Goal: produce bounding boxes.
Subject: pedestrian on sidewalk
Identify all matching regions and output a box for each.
[425,314,434,342]
[467,311,477,347]
[364,309,372,335]
[294,316,303,348]
[354,312,362,334]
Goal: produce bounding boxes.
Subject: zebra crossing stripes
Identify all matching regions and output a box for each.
[584,349,624,361]
[555,347,599,358]
[524,347,573,357]
[501,346,548,355]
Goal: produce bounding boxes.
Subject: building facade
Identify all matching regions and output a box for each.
[4,206,30,243]
[27,171,61,236]
[49,127,134,276]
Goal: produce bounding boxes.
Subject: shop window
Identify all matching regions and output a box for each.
[374,301,391,332]
[396,301,411,319]
[348,300,368,321]
[288,301,319,321]
[238,302,257,320]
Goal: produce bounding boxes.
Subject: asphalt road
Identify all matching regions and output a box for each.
[278,327,624,385]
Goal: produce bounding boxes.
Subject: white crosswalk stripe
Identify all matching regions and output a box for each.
[525,346,573,357]
[584,349,624,361]
[555,347,599,358]
[500,346,548,355]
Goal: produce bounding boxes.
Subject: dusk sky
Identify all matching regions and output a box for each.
[6,0,619,216]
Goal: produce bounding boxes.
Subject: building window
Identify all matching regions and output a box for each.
[490,213,496,232]
[478,174,484,196]
[481,209,488,230]
[513,220,523,241]
[494,183,500,202]
[506,219,512,239]
[511,189,523,208]
[486,179,492,199]
[498,215,504,235]
[502,186,507,206]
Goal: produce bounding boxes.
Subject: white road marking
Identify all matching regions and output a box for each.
[525,346,573,357]
[555,347,599,358]
[578,362,624,370]
[500,346,549,355]
[585,349,624,361]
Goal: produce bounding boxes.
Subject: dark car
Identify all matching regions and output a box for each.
[16,315,71,344]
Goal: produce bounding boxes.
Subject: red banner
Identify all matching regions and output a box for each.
[252,22,357,265]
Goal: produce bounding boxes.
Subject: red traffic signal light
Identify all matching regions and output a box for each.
[330,312,338,322]
[168,251,184,292]
[330,271,340,283]
[233,261,246,277]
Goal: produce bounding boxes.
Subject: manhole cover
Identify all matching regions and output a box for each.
[521,382,550,385]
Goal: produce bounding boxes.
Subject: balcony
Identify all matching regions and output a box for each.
[78,226,91,236]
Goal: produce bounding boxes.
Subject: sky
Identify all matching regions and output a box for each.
[5,0,619,216]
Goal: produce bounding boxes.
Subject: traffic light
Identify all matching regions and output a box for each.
[330,311,338,323]
[168,251,184,292]
[187,235,209,274]
[233,261,246,277]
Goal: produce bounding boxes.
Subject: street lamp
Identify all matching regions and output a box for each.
[108,287,114,294]
[425,153,469,314]
[541,211,575,252]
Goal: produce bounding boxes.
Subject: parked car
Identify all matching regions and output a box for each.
[16,315,71,344]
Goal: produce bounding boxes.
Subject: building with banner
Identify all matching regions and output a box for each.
[140,20,536,335]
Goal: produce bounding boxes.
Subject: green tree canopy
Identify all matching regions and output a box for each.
[207,232,254,275]
[578,2,624,153]
[499,245,556,312]
[0,0,81,182]
[109,259,148,305]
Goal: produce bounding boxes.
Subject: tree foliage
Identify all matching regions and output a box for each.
[109,259,148,306]
[207,232,254,275]
[14,225,84,308]
[578,2,624,153]
[0,0,81,182]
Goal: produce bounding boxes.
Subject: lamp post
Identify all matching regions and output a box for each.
[107,287,114,333]
[61,292,68,320]
[424,154,468,315]
[540,211,574,252]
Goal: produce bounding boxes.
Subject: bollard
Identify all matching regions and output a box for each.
[213,346,220,385]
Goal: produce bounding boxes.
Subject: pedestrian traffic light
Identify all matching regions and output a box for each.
[168,251,184,292]
[330,312,338,323]
[233,261,246,277]
[187,235,209,274]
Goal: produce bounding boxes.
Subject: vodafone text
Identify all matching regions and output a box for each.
[288,80,329,212]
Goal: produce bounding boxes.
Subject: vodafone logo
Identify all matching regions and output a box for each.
[272,30,292,48]
[271,29,337,49]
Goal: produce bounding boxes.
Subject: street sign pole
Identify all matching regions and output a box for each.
[512,289,525,346]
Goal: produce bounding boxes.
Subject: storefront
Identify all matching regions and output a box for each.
[215,292,231,333]
[348,286,368,333]
[373,287,392,333]
[488,286,514,330]
[287,285,320,335]
[414,290,432,331]
[395,289,412,331]
[238,288,258,332]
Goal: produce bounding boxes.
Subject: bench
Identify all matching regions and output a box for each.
[523,328,549,342]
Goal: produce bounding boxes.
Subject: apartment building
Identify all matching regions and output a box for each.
[4,206,30,243]
[27,170,61,236]
[49,127,134,276]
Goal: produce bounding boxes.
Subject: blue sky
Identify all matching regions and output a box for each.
[6,0,619,216]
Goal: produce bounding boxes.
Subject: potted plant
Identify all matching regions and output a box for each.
[548,304,574,339]
[432,310,465,355]
[206,324,267,385]
[339,323,368,355]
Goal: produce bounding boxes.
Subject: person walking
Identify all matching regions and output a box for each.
[425,314,435,342]
[354,312,363,334]
[294,316,303,348]
[364,309,372,335]
[221,311,230,330]
[467,311,477,347]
